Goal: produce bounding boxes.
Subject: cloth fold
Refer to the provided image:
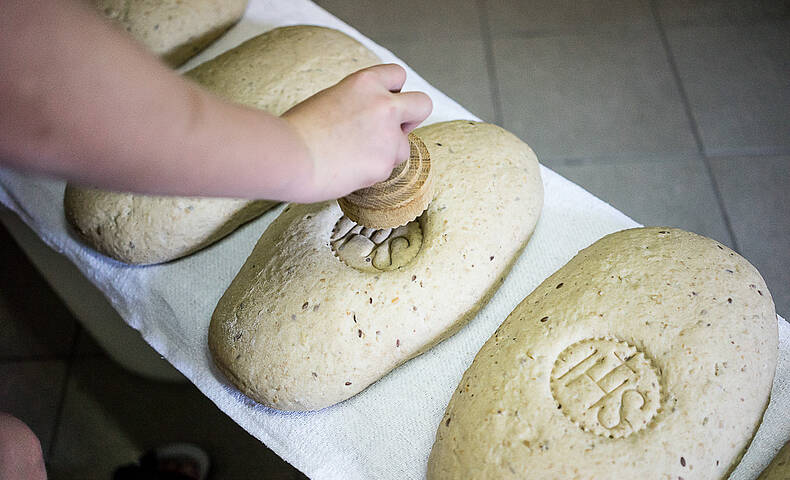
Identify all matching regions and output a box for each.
[0,1,786,478]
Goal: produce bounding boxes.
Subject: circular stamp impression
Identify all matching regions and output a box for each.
[330,215,422,273]
[550,337,662,438]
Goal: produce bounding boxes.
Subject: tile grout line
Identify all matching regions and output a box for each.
[46,323,83,460]
[476,0,504,126]
[649,0,741,252]
[546,149,790,170]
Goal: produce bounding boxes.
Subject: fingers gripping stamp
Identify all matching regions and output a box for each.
[338,133,434,229]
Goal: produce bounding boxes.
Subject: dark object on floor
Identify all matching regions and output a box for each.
[113,443,210,480]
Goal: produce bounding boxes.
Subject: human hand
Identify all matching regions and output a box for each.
[281,64,432,203]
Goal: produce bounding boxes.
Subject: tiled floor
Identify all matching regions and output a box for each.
[1,0,788,478]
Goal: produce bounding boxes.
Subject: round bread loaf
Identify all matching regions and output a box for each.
[758,441,790,480]
[64,26,380,265]
[209,120,544,411]
[94,0,249,67]
[428,227,778,479]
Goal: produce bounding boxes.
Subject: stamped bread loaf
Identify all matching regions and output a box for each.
[94,0,248,67]
[64,26,380,265]
[428,227,778,479]
[758,441,790,480]
[209,120,544,411]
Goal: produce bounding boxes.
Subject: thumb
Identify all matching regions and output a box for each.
[394,134,411,168]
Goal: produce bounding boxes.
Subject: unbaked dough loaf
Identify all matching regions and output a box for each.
[428,227,778,479]
[64,26,380,265]
[758,441,790,480]
[94,0,248,67]
[209,120,544,411]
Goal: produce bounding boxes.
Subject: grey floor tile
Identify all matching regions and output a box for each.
[48,357,305,480]
[0,360,68,458]
[493,28,698,163]
[0,224,77,359]
[74,329,105,357]
[665,20,790,156]
[313,0,482,42]
[709,155,790,317]
[485,0,652,35]
[378,37,496,122]
[552,155,733,245]
[656,0,790,27]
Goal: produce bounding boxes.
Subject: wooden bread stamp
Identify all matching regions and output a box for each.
[338,133,433,229]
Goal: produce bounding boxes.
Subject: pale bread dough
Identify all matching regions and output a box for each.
[64,189,271,265]
[209,120,544,411]
[758,441,790,480]
[64,26,380,265]
[428,227,778,479]
[94,0,248,67]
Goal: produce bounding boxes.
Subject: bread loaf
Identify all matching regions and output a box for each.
[209,120,544,411]
[428,227,778,479]
[94,0,248,67]
[64,26,380,265]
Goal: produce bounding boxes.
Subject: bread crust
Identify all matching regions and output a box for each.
[209,120,544,411]
[94,0,249,67]
[428,227,778,479]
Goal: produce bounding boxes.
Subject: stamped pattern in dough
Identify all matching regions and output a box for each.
[330,215,422,273]
[550,337,662,438]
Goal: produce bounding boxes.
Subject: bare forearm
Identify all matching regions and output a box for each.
[0,0,312,200]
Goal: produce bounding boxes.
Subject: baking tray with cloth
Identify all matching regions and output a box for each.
[0,1,787,478]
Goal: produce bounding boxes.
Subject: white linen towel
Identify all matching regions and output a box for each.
[0,1,786,478]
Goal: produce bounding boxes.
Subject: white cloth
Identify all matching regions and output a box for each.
[0,1,787,478]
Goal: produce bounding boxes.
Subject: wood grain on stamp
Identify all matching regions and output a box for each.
[338,133,433,229]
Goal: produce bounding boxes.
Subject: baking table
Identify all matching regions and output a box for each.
[0,1,787,478]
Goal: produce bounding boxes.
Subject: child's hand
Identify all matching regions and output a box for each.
[0,0,431,203]
[282,64,432,203]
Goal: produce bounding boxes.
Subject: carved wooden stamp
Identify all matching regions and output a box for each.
[338,133,433,229]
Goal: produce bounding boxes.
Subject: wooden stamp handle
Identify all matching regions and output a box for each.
[338,133,433,229]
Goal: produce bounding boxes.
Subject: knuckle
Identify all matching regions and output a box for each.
[385,102,399,120]
[373,96,398,118]
[374,162,393,182]
[377,170,392,183]
[421,92,433,108]
[389,63,406,76]
[350,69,375,86]
[412,92,432,112]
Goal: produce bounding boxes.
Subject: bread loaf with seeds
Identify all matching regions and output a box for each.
[94,0,248,67]
[209,120,544,411]
[429,227,778,479]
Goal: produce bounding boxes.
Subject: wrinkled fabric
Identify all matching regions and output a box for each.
[0,1,786,478]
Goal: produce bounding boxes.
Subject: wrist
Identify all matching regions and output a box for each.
[279,113,323,203]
